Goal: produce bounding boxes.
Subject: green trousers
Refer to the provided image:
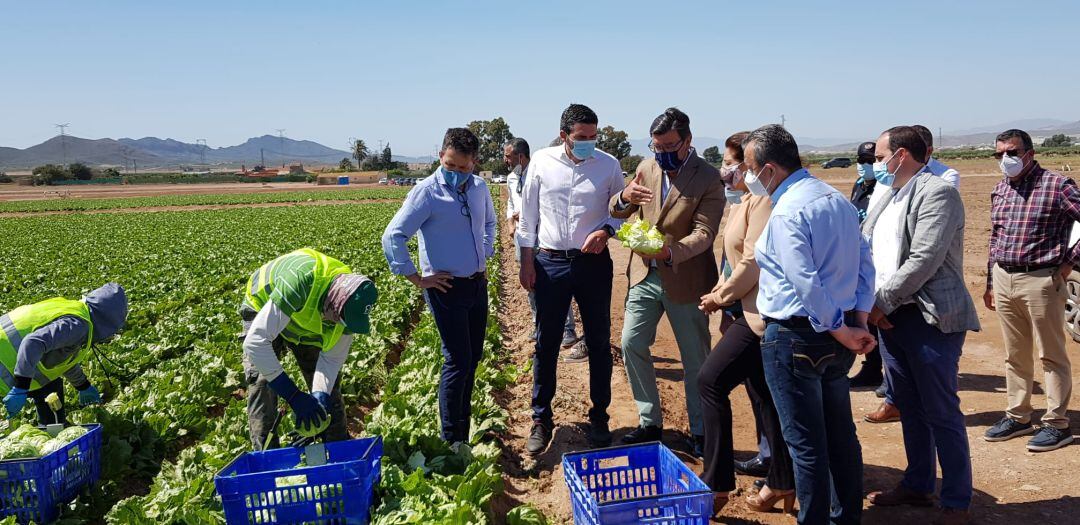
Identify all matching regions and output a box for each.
[621,269,710,436]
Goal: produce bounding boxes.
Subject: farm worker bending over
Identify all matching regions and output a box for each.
[1,282,127,424]
[240,248,377,450]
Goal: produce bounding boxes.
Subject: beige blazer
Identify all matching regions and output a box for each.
[609,153,725,304]
[708,195,772,335]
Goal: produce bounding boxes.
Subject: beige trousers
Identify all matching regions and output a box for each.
[992,264,1072,429]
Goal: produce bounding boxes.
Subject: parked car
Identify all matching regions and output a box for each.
[378,177,388,185]
[1066,222,1080,342]
[491,175,507,184]
[821,157,853,169]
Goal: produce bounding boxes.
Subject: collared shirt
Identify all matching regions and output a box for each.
[382,168,497,278]
[505,164,526,219]
[926,157,960,188]
[755,168,875,332]
[871,175,917,293]
[987,162,1080,289]
[517,145,625,251]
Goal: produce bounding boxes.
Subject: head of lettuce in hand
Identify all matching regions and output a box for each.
[616,220,665,255]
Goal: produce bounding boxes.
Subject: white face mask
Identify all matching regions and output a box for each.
[1000,153,1025,178]
[744,164,773,196]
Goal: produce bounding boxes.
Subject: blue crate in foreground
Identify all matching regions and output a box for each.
[563,441,712,525]
[0,424,104,525]
[215,436,382,525]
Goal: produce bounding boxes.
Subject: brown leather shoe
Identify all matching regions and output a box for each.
[867,485,933,507]
[932,507,972,525]
[864,401,900,423]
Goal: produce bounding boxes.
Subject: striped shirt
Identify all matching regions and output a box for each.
[252,253,316,316]
[988,162,1080,289]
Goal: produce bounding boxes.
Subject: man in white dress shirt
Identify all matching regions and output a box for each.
[504,138,580,352]
[913,125,960,188]
[517,103,625,455]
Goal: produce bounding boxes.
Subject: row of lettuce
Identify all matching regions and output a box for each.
[0,189,547,523]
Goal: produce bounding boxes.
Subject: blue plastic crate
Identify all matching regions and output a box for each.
[0,424,104,524]
[562,442,712,525]
[215,436,382,525]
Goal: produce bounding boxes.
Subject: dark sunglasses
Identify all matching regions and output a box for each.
[993,149,1024,160]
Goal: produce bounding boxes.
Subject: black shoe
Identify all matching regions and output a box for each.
[620,425,662,445]
[983,416,1034,442]
[588,420,612,448]
[734,456,770,477]
[689,435,705,458]
[849,367,884,388]
[526,420,553,455]
[874,382,888,398]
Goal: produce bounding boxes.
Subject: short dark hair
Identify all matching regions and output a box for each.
[996,128,1034,151]
[742,124,802,172]
[505,137,530,158]
[882,126,928,164]
[724,131,751,162]
[911,124,933,148]
[649,107,691,140]
[441,127,479,157]
[560,104,598,134]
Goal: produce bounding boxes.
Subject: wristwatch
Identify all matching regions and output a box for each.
[602,225,617,237]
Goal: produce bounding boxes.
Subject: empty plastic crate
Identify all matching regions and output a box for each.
[562,441,712,525]
[215,436,381,525]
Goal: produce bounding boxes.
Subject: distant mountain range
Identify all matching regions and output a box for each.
[0,135,435,170]
[4,118,1077,170]
[628,119,1080,156]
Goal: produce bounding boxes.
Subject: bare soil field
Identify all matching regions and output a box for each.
[494,168,1080,524]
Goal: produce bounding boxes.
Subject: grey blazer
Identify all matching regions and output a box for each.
[862,173,980,334]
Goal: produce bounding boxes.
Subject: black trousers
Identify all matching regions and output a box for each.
[697,317,794,492]
[29,379,67,426]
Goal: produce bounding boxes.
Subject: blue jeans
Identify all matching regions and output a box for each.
[762,319,862,525]
[879,305,972,509]
[531,250,612,424]
[426,276,488,443]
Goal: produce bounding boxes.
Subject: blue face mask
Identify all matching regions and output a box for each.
[857,163,875,181]
[724,188,745,204]
[872,152,898,188]
[443,167,469,188]
[655,150,685,172]
[569,138,596,160]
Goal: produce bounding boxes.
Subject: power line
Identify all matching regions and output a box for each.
[54,123,70,165]
[196,138,207,166]
[275,129,286,168]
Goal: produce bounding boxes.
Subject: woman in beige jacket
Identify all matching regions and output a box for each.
[697,132,795,515]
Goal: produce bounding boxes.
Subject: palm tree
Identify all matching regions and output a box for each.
[352,139,370,168]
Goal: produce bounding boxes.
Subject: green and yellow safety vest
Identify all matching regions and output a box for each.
[0,298,94,395]
[244,248,350,351]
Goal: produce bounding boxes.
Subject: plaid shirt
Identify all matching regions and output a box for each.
[988,162,1080,290]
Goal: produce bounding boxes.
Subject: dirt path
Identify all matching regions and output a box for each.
[0,199,403,217]
[495,175,1080,524]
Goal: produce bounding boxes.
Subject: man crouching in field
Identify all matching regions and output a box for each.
[240,249,377,450]
[381,127,497,445]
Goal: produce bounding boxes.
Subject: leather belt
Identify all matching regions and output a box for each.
[998,263,1057,274]
[539,248,585,259]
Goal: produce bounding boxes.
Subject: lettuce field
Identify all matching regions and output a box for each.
[0,191,537,524]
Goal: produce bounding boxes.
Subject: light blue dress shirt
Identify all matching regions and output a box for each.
[754,168,875,332]
[381,168,497,278]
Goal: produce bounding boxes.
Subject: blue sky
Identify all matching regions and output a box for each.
[2,0,1077,155]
